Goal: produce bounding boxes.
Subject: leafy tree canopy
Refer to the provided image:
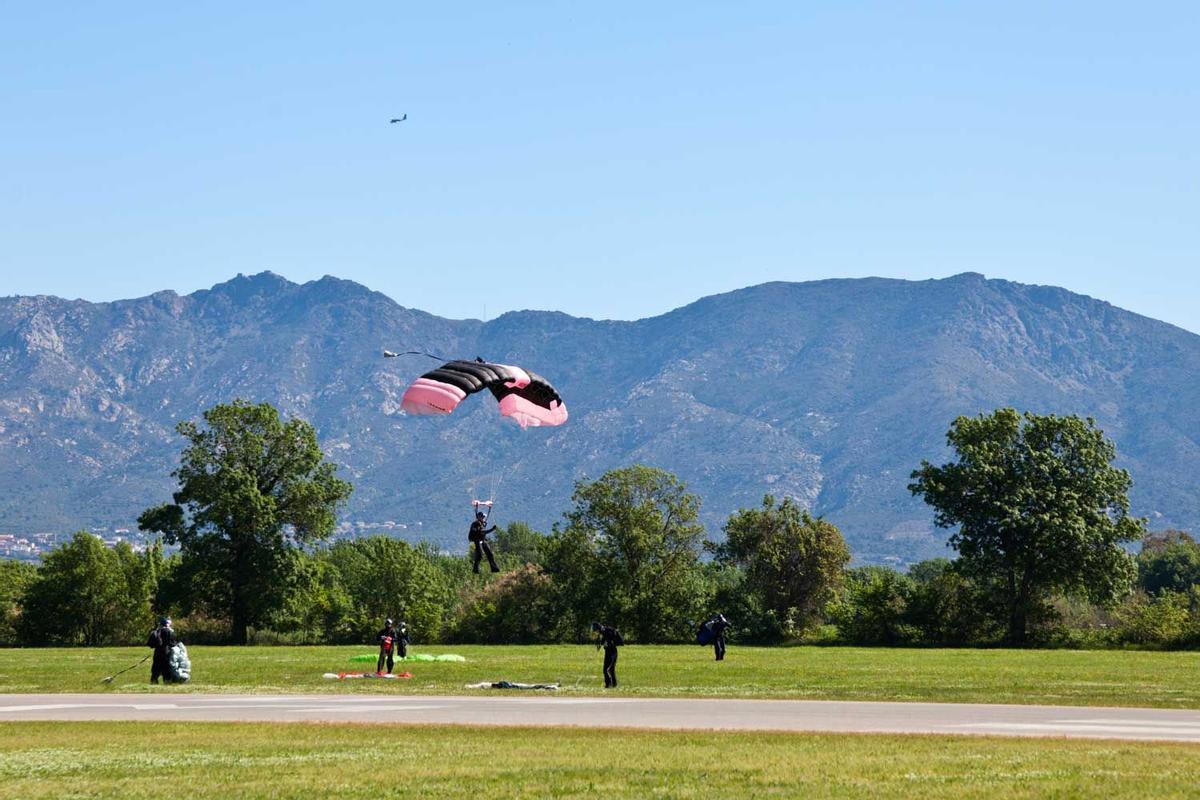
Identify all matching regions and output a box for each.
[1137,531,1200,596]
[139,400,352,643]
[19,532,152,645]
[716,495,849,639]
[549,465,709,642]
[910,408,1142,644]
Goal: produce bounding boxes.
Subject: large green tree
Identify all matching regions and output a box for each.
[547,465,709,642]
[139,400,352,644]
[910,409,1142,644]
[715,496,849,640]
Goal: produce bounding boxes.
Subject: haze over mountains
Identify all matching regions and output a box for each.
[2,271,1197,563]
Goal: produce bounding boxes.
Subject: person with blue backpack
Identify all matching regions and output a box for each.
[697,614,730,661]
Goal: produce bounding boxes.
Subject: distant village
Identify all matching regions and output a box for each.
[0,519,428,562]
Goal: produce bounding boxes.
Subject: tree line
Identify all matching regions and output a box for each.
[4,401,1200,649]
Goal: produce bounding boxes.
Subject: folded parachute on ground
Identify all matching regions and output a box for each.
[400,358,567,429]
[168,643,191,683]
[323,672,413,680]
[349,653,466,663]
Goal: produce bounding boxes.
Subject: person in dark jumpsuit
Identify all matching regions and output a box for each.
[709,614,730,661]
[376,618,408,674]
[147,616,177,684]
[592,622,623,688]
[469,511,499,574]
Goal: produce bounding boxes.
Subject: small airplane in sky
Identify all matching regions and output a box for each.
[390,115,407,123]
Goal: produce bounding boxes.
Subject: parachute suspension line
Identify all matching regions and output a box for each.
[382,349,447,362]
[488,469,505,508]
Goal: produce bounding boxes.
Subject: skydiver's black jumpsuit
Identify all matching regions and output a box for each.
[469,519,499,573]
[147,624,177,684]
[596,625,622,688]
[376,624,407,673]
[710,618,730,661]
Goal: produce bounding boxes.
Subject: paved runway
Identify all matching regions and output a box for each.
[3,694,1200,742]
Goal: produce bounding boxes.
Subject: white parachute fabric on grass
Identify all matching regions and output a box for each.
[168,643,191,683]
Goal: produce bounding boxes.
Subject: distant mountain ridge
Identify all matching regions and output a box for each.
[2,271,1198,563]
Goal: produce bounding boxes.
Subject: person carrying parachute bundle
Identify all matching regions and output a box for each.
[146,616,178,684]
[697,614,731,661]
[469,501,500,574]
[376,618,409,674]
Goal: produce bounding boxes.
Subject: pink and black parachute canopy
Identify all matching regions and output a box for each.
[401,359,568,428]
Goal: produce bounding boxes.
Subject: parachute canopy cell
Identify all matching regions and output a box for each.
[401,359,568,428]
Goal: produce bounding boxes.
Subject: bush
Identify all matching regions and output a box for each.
[448,564,560,643]
[905,559,999,645]
[0,560,37,645]
[829,567,916,645]
[1114,590,1196,648]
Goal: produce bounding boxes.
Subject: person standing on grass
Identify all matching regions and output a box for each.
[592,622,623,688]
[376,618,407,674]
[707,614,730,661]
[147,616,177,684]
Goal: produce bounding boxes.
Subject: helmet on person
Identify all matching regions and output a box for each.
[591,621,601,632]
[159,616,171,627]
[386,618,394,626]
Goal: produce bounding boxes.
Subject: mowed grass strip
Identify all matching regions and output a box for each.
[2,644,1199,708]
[2,721,1199,799]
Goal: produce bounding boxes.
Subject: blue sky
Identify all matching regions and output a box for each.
[1,3,1196,330]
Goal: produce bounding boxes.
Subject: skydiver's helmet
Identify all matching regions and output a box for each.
[717,614,728,625]
[386,618,394,627]
[591,622,601,633]
[159,616,171,627]
[476,511,486,520]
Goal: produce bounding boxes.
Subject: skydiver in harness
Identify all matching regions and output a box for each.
[706,614,731,661]
[469,502,500,574]
[376,618,408,674]
[592,622,623,688]
[147,616,178,684]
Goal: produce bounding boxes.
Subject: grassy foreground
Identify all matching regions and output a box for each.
[3,644,1200,708]
[2,721,1199,799]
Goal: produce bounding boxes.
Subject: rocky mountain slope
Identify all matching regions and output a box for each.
[2,271,1197,562]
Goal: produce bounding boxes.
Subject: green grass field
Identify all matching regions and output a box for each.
[2,721,1198,799]
[3,644,1200,707]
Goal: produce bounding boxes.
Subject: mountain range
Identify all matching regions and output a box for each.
[2,271,1197,563]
